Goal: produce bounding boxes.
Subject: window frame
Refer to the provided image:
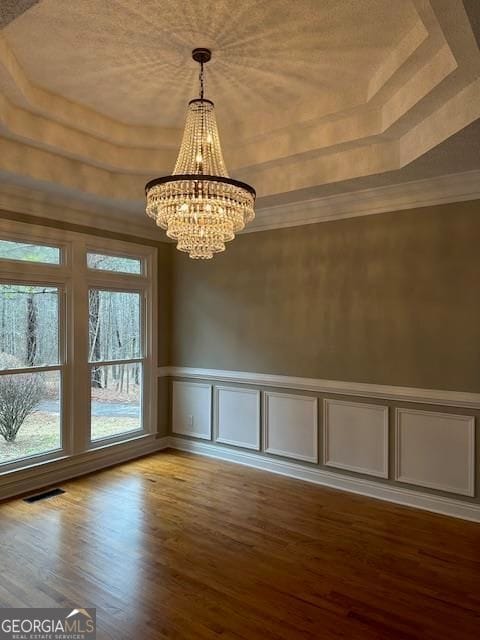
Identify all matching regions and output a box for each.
[86,248,145,276]
[0,238,63,267]
[0,227,70,270]
[0,219,157,474]
[0,276,69,473]
[87,284,146,445]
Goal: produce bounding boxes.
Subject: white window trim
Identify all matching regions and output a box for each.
[0,219,158,475]
[0,230,68,267]
[86,247,146,276]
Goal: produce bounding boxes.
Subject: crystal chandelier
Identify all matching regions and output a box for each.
[146,48,256,259]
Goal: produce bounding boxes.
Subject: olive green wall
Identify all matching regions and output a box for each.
[171,200,480,393]
[5,201,480,395]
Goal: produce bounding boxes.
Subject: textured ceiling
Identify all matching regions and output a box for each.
[257,118,480,210]
[0,0,479,237]
[0,1,39,29]
[3,0,418,129]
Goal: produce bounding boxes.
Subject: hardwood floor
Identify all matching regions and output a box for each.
[1,450,480,639]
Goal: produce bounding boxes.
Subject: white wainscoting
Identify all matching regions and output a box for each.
[160,369,480,522]
[263,392,318,463]
[323,399,389,478]
[172,381,212,440]
[395,408,475,497]
[214,386,261,450]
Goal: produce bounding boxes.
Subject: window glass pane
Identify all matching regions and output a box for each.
[0,240,60,264]
[0,285,59,369]
[91,363,142,440]
[87,253,142,274]
[89,289,141,362]
[0,370,61,465]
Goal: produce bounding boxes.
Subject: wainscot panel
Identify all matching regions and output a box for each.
[172,381,212,440]
[214,386,260,450]
[395,408,475,497]
[263,392,318,463]
[323,399,389,478]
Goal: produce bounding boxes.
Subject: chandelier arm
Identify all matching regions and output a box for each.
[145,174,256,199]
[188,98,213,106]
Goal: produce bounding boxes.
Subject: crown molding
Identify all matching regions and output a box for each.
[0,182,166,241]
[0,169,478,240]
[251,170,480,233]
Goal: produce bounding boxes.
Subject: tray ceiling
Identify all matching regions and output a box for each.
[0,0,479,238]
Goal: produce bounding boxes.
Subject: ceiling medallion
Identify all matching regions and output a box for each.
[146,48,256,259]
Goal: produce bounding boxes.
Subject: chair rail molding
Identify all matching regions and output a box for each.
[157,367,480,409]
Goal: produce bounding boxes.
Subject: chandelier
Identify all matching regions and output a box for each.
[145,48,256,259]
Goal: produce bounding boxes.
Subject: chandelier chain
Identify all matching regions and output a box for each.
[199,61,205,100]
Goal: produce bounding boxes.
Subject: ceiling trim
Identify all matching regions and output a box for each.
[1,170,478,242]
[0,183,165,241]
[250,170,480,233]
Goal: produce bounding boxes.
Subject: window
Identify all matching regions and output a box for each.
[88,289,144,441]
[90,363,142,441]
[0,223,156,472]
[0,239,61,264]
[0,371,61,465]
[0,284,62,465]
[87,252,142,274]
[0,285,59,369]
[89,290,141,362]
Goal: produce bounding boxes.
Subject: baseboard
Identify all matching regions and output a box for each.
[158,367,480,409]
[0,435,170,502]
[5,434,478,522]
[167,437,480,523]
[7,432,477,522]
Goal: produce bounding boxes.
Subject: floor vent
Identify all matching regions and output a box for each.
[23,488,65,503]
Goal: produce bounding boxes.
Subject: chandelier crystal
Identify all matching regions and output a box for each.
[146,48,255,259]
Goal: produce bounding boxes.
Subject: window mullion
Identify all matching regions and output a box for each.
[0,364,63,376]
[70,238,90,455]
[88,357,144,368]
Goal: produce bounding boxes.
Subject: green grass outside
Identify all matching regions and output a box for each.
[0,411,139,465]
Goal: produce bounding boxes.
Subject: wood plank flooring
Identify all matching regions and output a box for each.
[1,450,480,639]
